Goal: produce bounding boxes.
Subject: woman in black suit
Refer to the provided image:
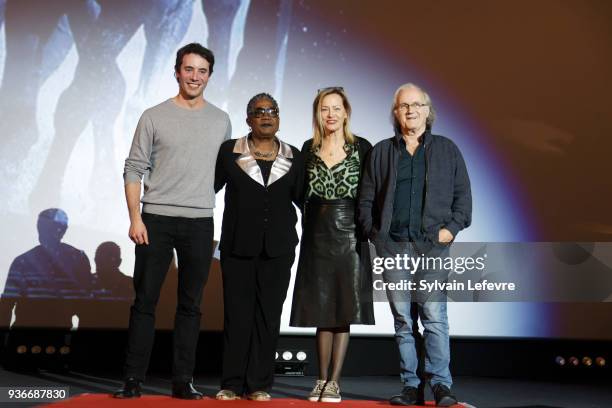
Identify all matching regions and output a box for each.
[214,93,303,401]
[290,87,375,403]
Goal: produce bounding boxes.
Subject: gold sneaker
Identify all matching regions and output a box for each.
[320,380,341,403]
[247,390,272,401]
[216,389,241,400]
[308,379,327,402]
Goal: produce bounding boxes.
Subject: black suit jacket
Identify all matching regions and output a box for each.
[215,136,304,257]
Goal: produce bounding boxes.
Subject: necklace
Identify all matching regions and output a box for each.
[249,139,277,159]
[253,149,275,159]
[321,144,344,158]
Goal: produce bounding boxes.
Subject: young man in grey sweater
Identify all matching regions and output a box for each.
[114,43,231,400]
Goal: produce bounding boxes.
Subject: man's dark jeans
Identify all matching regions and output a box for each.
[123,213,214,382]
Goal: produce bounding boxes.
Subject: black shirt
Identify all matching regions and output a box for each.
[390,139,425,242]
[256,159,274,186]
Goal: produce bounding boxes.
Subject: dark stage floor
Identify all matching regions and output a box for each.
[0,368,610,408]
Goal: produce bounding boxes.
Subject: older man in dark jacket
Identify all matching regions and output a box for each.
[358,83,471,406]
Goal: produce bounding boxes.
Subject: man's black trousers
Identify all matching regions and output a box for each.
[123,213,214,382]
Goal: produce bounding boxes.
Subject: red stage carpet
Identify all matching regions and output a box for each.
[46,395,469,407]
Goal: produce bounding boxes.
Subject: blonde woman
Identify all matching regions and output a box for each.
[290,87,374,403]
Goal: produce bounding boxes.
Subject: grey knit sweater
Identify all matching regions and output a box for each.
[123,98,231,217]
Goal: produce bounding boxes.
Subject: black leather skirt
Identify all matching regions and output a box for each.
[290,197,375,327]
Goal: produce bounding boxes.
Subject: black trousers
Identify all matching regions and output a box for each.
[220,251,294,394]
[123,213,214,382]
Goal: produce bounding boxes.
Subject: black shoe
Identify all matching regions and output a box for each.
[417,382,426,405]
[172,381,203,400]
[432,383,457,407]
[389,386,419,406]
[113,377,142,399]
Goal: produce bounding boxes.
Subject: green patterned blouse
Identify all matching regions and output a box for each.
[306,142,361,199]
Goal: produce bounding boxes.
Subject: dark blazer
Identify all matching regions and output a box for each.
[215,136,304,257]
[357,130,472,248]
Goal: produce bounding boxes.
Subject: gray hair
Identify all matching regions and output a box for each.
[391,83,436,133]
[246,92,279,116]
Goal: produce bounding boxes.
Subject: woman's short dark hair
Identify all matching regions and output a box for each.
[174,43,215,75]
[246,93,279,116]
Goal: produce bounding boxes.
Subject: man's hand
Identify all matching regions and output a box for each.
[125,182,147,244]
[129,219,149,245]
[438,228,454,244]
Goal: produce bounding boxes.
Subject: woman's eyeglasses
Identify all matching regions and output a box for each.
[248,107,279,118]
